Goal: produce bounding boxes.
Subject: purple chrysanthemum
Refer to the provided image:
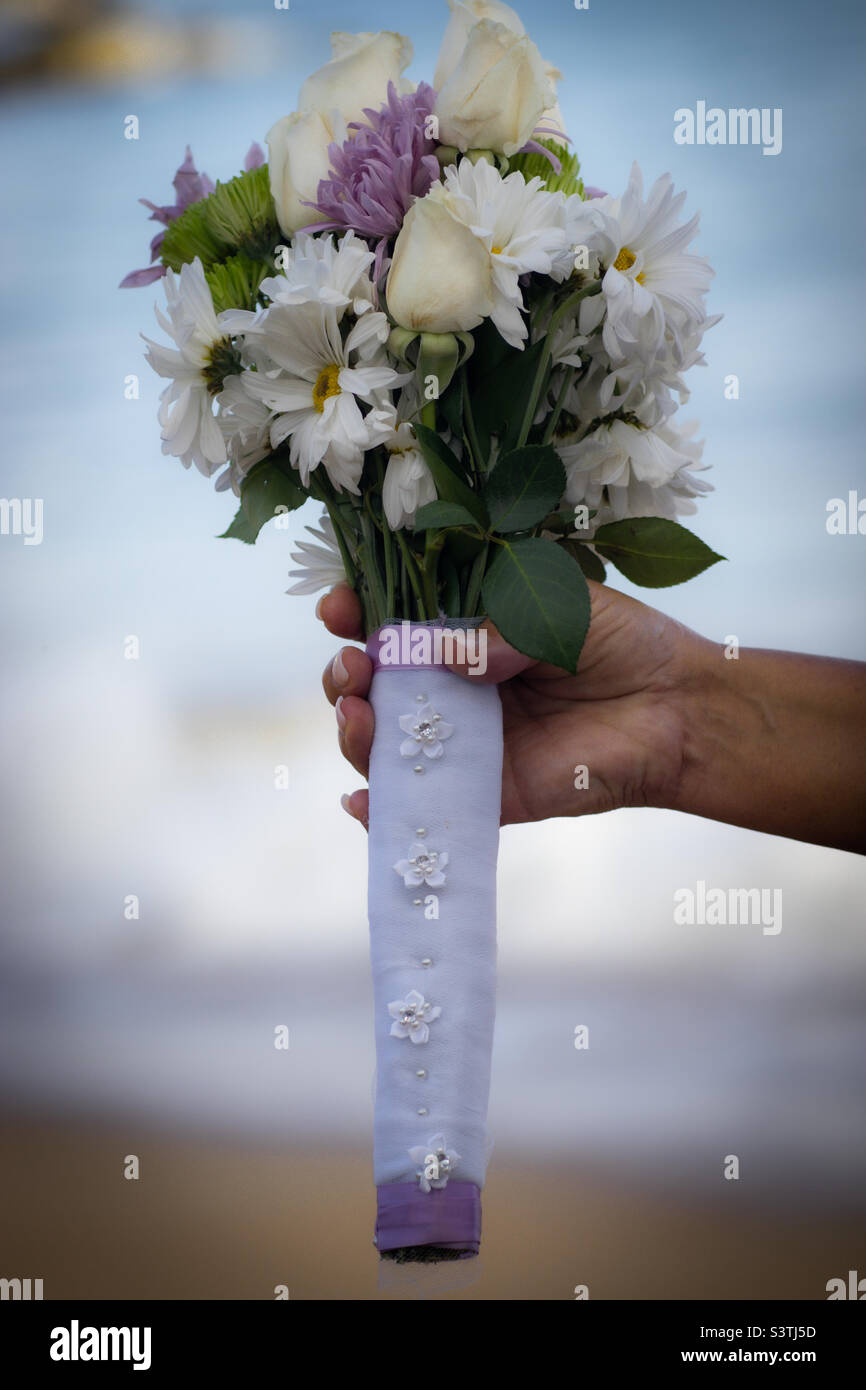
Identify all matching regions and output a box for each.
[309,82,440,253]
[120,142,263,289]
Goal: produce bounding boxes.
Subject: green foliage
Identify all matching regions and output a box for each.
[161,165,279,274]
[483,445,566,533]
[508,139,584,197]
[482,536,591,672]
[413,500,479,531]
[218,459,307,543]
[206,252,271,315]
[466,332,546,458]
[218,507,258,544]
[592,517,725,587]
[560,538,607,583]
[413,424,489,526]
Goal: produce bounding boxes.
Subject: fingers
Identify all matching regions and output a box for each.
[340,788,369,832]
[335,693,374,778]
[316,584,364,641]
[321,644,373,707]
[446,619,538,684]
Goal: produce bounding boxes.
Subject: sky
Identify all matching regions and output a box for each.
[0,0,863,1200]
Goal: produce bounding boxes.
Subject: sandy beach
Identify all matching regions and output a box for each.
[0,1112,857,1301]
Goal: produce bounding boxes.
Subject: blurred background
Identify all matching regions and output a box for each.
[0,0,864,1300]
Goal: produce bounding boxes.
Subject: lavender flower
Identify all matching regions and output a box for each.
[120,143,262,289]
[309,82,440,258]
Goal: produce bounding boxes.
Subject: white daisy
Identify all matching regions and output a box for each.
[427,159,574,347]
[374,412,436,530]
[143,257,243,476]
[577,164,714,364]
[560,417,712,529]
[240,301,406,494]
[285,512,346,595]
[259,230,377,320]
[214,374,272,496]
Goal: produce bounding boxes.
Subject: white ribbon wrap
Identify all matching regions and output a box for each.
[367,654,503,1205]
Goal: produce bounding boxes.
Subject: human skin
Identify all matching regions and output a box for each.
[319,581,866,856]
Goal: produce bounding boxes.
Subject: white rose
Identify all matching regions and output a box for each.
[386,193,494,333]
[266,109,345,237]
[433,0,525,89]
[382,423,437,529]
[433,16,557,157]
[299,30,413,127]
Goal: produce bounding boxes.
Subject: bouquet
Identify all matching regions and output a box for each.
[123,0,722,1263]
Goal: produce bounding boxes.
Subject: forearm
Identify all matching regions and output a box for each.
[672,637,866,854]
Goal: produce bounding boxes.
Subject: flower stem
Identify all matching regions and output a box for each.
[395,529,427,619]
[464,541,489,617]
[517,279,601,449]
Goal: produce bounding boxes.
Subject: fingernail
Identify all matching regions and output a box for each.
[335,695,347,730]
[340,793,351,815]
[332,652,349,687]
[315,595,326,620]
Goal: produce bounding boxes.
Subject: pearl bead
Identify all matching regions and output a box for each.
[415,828,427,837]
[413,765,424,775]
[416,1069,427,1078]
[417,1107,428,1115]
[421,958,432,967]
[412,898,422,906]
[416,694,426,703]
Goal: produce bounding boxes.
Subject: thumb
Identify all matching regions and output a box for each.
[445,620,536,684]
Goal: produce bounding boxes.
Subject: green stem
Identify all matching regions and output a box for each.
[422,533,443,619]
[395,529,427,619]
[359,510,387,631]
[542,364,577,445]
[463,373,485,474]
[517,280,601,449]
[374,457,397,622]
[464,541,489,617]
[421,397,437,430]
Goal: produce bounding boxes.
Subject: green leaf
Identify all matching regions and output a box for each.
[593,517,725,588]
[482,536,591,673]
[413,423,488,527]
[218,506,258,544]
[413,500,479,532]
[468,335,546,458]
[562,538,607,583]
[240,461,307,539]
[483,444,566,533]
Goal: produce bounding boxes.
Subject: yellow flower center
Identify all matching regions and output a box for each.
[312,364,341,413]
[613,247,636,273]
[491,244,503,255]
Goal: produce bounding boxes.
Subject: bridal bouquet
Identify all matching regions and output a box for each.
[123,0,721,1262]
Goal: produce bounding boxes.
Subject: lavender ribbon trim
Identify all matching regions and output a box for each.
[375,1182,482,1256]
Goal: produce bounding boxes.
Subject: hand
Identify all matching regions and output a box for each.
[319,581,702,829]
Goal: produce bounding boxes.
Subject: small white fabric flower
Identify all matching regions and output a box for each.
[408,1134,461,1193]
[393,843,448,888]
[398,702,454,759]
[388,989,441,1045]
